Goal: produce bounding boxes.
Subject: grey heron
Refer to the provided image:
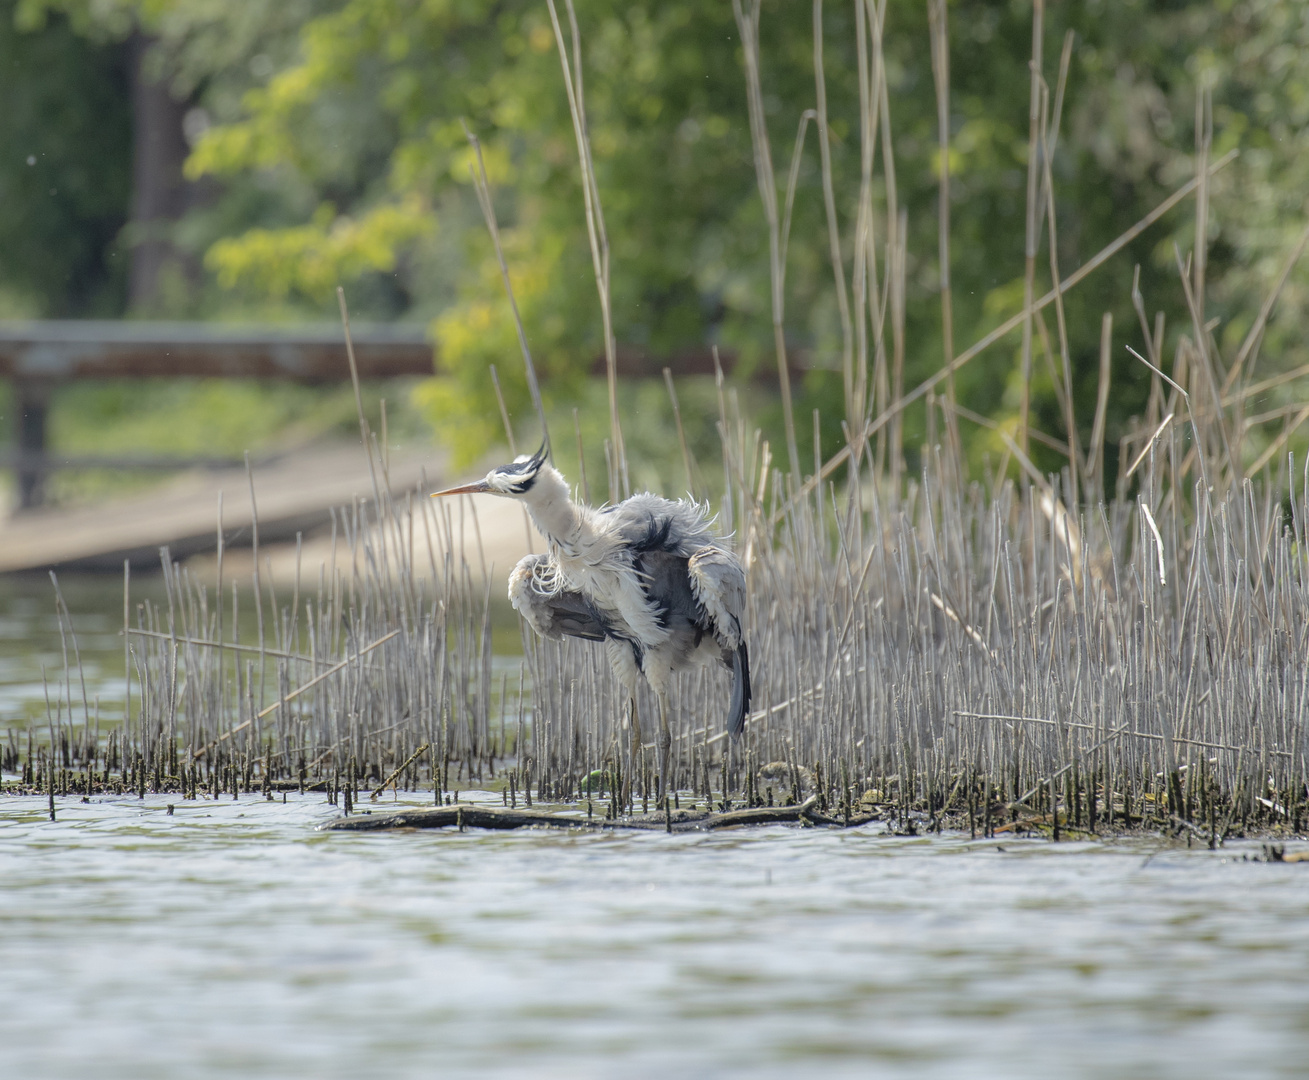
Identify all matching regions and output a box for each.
[430,443,749,800]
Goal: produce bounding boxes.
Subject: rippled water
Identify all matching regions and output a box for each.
[4,578,1308,1077]
[0,574,136,729]
[2,790,1307,1079]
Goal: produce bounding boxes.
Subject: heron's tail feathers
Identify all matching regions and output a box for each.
[727,641,751,737]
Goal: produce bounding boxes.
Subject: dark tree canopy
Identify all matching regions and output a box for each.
[10,1,1309,479]
[0,2,131,316]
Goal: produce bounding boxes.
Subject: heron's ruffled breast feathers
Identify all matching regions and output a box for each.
[507,554,559,637]
[508,553,608,642]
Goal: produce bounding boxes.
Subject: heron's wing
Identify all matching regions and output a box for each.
[509,553,607,642]
[539,592,608,641]
[687,547,751,737]
[633,549,697,631]
[686,547,746,648]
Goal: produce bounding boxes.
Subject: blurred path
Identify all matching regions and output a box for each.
[0,441,541,580]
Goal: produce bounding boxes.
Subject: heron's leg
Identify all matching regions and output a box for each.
[656,692,672,803]
[624,695,640,811]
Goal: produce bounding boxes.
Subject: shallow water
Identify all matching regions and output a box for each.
[0,574,136,730]
[2,792,1307,1079]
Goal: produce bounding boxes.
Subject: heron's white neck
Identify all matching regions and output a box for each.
[520,464,585,547]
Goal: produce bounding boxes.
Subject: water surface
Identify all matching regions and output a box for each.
[2,792,1306,1078]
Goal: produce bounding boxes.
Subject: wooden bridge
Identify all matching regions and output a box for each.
[0,320,433,509]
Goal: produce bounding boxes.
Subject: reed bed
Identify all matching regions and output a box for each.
[9,0,1309,842]
[11,411,1309,842]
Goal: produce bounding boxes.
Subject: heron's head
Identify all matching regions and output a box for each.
[429,442,553,501]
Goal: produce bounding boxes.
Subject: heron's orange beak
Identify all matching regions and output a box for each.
[429,480,492,498]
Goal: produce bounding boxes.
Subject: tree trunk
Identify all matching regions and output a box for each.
[128,32,200,312]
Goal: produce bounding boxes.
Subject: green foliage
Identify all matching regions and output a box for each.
[0,0,130,316]
[206,196,433,299]
[173,0,1309,473]
[19,0,1309,480]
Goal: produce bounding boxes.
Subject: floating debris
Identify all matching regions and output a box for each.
[320,795,828,833]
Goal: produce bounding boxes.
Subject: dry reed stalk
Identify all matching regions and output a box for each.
[1224,223,1309,397]
[812,0,854,425]
[547,0,625,497]
[732,0,802,480]
[1037,35,1082,503]
[459,130,551,455]
[1088,314,1113,488]
[866,0,901,481]
[927,0,962,467]
[1017,0,1045,457]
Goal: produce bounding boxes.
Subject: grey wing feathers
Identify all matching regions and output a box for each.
[539,591,608,641]
[726,640,750,737]
[687,547,746,648]
[509,553,607,642]
[688,547,751,737]
[634,549,698,630]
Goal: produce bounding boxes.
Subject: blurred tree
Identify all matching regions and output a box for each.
[20,0,1309,479]
[0,1,131,316]
[178,0,1309,472]
[126,27,207,313]
[17,0,341,317]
